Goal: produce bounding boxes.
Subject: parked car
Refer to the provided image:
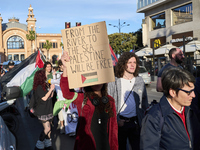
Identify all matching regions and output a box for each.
[138,66,151,85]
[0,116,16,150]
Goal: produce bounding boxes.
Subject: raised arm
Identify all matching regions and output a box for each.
[60,51,75,99]
[61,51,70,77]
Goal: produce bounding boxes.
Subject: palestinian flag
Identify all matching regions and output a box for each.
[81,72,98,84]
[0,50,44,97]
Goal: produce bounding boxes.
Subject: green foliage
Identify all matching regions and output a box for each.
[26,30,36,41]
[60,42,64,48]
[108,33,137,55]
[131,28,143,50]
[43,40,52,60]
[26,30,36,53]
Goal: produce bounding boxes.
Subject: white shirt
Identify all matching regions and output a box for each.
[167,98,184,113]
[119,77,137,118]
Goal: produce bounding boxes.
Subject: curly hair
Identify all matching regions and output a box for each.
[83,84,114,118]
[115,52,139,78]
[33,69,47,91]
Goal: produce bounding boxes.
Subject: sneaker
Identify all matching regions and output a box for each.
[60,126,65,134]
[35,140,45,150]
[44,138,52,148]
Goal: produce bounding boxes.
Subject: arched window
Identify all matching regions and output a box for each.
[7,36,24,49]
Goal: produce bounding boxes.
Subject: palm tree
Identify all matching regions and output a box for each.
[43,40,52,60]
[60,42,64,54]
[26,30,36,54]
[60,42,64,49]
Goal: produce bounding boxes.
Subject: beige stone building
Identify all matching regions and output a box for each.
[136,0,200,58]
[0,5,62,63]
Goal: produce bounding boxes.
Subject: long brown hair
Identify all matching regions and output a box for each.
[83,84,114,118]
[115,52,139,78]
[33,69,47,91]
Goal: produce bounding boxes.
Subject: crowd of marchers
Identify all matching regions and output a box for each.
[3,47,200,150]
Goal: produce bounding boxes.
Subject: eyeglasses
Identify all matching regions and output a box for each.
[177,88,195,96]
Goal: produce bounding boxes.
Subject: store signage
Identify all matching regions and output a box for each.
[150,36,166,48]
[171,31,193,47]
[170,36,193,43]
[154,39,161,48]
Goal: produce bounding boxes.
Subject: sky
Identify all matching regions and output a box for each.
[0,0,144,35]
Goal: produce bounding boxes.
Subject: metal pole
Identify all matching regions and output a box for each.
[119,19,120,33]
[152,41,155,81]
[183,36,185,56]
[35,26,37,53]
[39,48,47,62]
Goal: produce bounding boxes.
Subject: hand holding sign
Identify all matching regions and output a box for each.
[61,51,70,77]
[61,51,70,66]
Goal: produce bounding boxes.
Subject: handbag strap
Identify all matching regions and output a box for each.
[117,84,134,115]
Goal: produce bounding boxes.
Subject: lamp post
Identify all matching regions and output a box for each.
[152,41,155,81]
[109,19,130,33]
[35,26,37,52]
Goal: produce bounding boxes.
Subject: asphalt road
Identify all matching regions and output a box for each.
[14,81,163,150]
[146,81,163,103]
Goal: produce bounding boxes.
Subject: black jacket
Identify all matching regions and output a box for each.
[140,96,200,150]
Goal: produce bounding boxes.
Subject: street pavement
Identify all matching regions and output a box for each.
[15,81,163,150]
[15,97,75,150]
[146,81,163,103]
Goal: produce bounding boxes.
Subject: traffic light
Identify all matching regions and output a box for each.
[65,22,71,29]
[76,22,81,26]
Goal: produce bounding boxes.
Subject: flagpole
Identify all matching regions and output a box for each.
[38,48,47,62]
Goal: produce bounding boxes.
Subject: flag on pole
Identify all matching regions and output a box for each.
[109,44,118,66]
[0,50,44,97]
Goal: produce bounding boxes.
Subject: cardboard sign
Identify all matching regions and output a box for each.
[61,21,115,89]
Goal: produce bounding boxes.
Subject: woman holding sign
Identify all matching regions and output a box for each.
[60,51,118,150]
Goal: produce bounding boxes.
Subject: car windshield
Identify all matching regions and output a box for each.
[139,67,147,73]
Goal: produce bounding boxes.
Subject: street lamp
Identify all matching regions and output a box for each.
[109,19,130,33]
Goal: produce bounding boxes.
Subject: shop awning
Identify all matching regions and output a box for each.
[180,41,200,52]
[135,47,152,57]
[154,44,177,55]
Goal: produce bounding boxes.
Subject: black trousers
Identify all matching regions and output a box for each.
[118,120,140,150]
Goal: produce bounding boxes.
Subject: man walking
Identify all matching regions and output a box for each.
[156,48,184,92]
[108,52,148,150]
[141,67,200,149]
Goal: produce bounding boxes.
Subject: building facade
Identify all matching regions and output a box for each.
[0,5,62,63]
[137,0,200,54]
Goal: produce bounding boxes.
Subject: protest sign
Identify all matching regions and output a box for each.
[61,21,115,89]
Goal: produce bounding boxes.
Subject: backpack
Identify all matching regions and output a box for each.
[145,100,164,131]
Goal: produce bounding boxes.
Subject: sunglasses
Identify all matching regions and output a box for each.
[177,88,195,96]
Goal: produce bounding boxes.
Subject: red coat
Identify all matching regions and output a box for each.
[60,76,118,150]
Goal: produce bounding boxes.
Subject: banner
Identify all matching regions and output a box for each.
[61,21,115,89]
